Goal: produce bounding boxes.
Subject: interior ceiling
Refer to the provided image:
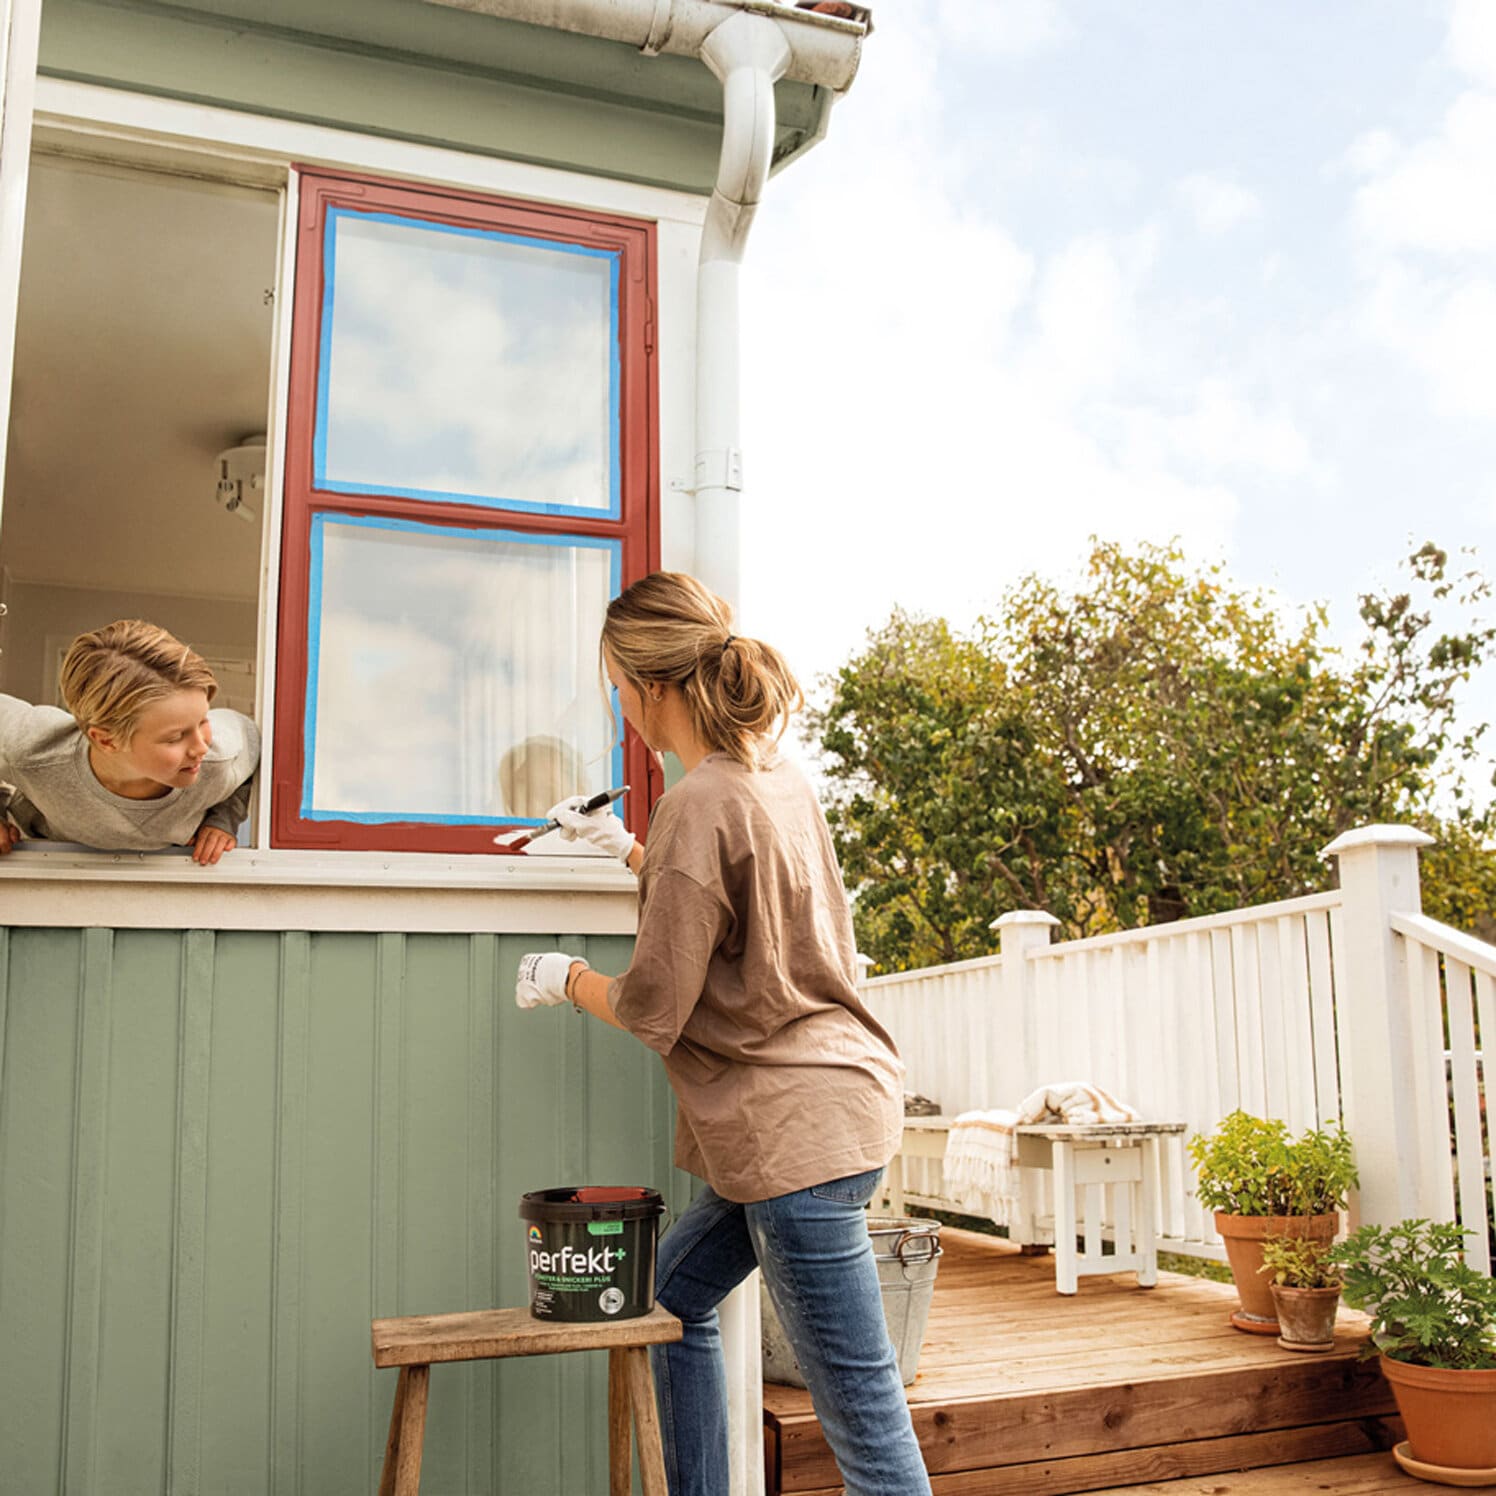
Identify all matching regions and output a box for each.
[1,154,280,600]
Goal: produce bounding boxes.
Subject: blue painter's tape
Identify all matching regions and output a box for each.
[301,513,328,813]
[330,207,617,263]
[299,511,625,825]
[313,206,622,520]
[303,808,549,826]
[312,215,338,495]
[314,477,617,520]
[307,511,621,552]
[609,253,622,518]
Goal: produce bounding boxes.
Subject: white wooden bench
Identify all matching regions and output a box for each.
[887,1117,1187,1294]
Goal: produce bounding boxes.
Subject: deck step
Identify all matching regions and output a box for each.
[769,1377,1400,1495]
[762,1229,1399,1496]
[778,1422,1404,1495]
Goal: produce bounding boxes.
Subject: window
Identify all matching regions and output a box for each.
[0,147,278,847]
[273,172,659,853]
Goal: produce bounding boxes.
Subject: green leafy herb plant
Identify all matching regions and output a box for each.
[1260,1234,1343,1290]
[1188,1110,1359,1216]
[1330,1219,1496,1370]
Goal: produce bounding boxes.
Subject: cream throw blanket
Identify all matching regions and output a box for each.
[941,1082,1141,1224]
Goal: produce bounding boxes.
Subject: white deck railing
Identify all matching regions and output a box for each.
[862,825,1494,1270]
[1388,911,1494,1273]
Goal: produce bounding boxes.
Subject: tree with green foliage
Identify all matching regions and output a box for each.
[810,540,1494,972]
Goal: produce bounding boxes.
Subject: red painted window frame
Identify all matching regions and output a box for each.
[273,169,661,853]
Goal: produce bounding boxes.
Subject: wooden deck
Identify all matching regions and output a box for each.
[1086,1452,1439,1494]
[762,1228,1403,1496]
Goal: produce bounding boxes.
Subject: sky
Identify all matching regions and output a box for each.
[739,0,1496,781]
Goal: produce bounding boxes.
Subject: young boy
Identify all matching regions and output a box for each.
[0,620,260,865]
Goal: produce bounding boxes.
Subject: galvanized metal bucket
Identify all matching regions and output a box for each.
[760,1216,943,1387]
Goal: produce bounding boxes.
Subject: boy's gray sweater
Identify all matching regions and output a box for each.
[0,696,260,849]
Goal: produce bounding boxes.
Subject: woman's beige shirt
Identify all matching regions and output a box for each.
[608,752,904,1202]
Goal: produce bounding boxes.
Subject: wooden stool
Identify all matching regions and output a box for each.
[889,1116,1187,1294]
[371,1303,682,1495]
[1010,1122,1187,1294]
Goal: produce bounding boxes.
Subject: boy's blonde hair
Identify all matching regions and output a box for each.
[59,620,218,745]
[602,572,803,770]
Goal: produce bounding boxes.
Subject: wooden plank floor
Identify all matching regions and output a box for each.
[763,1228,1400,1495]
[1085,1452,1440,1494]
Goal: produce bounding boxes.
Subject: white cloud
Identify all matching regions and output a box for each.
[1024,235,1140,400]
[1351,90,1496,256]
[1121,381,1318,482]
[1177,172,1263,236]
[935,0,1073,59]
[1340,129,1399,177]
[1448,0,1496,86]
[1461,479,1496,528]
[1361,261,1496,421]
[1343,5,1496,425]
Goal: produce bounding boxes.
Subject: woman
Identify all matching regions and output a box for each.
[513,572,932,1496]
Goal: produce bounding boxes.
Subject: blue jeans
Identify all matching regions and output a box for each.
[652,1168,932,1496]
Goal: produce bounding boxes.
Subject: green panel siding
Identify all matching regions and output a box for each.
[38,0,824,195]
[0,925,685,1495]
[0,927,84,1494]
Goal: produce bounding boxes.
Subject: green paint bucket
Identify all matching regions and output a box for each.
[520,1186,665,1322]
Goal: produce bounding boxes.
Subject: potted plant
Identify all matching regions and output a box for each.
[1260,1233,1343,1352]
[1188,1110,1358,1334]
[1330,1219,1496,1482]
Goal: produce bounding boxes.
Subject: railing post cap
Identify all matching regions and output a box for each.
[1320,823,1436,860]
[990,910,1062,931]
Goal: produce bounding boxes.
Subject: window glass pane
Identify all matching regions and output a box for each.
[316,208,619,516]
[305,515,620,822]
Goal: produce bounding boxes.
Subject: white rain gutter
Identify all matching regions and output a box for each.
[424,0,870,613]
[424,0,867,90]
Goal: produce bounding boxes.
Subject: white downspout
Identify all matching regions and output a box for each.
[691,11,789,613]
[687,29,793,1496]
[692,26,792,1494]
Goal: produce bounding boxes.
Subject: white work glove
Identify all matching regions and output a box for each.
[516,952,588,1010]
[545,796,636,862]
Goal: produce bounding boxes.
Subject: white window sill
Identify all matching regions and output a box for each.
[0,844,635,890]
[0,847,640,932]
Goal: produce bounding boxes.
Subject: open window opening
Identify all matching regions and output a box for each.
[0,146,280,850]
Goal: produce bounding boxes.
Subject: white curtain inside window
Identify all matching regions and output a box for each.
[308,518,617,821]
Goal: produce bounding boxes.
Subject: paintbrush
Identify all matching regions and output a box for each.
[492,786,630,853]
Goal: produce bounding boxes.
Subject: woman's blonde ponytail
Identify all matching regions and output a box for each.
[603,573,803,768]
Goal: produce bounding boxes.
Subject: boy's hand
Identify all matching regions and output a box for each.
[192,825,237,865]
[0,820,19,855]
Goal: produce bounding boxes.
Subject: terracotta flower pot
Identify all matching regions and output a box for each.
[1380,1354,1496,1471]
[1269,1283,1341,1352]
[1214,1212,1338,1332]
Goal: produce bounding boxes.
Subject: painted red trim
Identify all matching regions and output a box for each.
[273,170,659,853]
